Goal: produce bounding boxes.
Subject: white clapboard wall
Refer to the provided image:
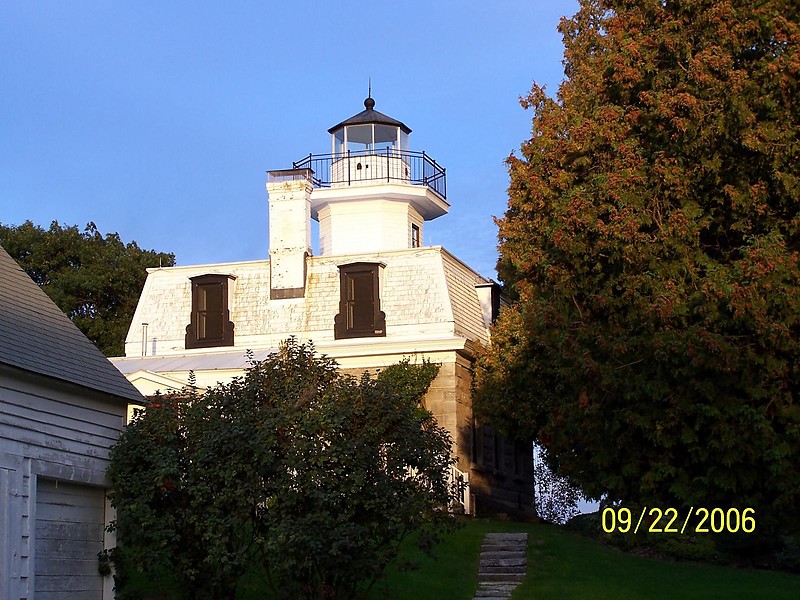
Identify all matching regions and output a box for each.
[0,466,10,600]
[34,478,106,600]
[1,373,126,600]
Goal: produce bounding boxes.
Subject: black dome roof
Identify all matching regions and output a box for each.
[328,96,412,135]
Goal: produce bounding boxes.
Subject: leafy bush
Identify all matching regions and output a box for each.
[108,339,457,599]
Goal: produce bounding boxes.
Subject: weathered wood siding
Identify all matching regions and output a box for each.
[0,465,12,599]
[0,371,125,600]
[35,478,106,600]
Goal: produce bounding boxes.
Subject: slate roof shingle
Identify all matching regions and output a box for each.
[0,243,144,404]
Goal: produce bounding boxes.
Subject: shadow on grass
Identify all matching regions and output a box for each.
[122,519,800,600]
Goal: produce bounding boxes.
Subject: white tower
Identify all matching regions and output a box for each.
[297,95,450,256]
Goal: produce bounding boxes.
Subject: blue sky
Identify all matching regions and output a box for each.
[1,1,578,279]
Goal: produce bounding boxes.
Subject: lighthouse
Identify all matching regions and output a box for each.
[285,95,449,256]
[115,95,535,516]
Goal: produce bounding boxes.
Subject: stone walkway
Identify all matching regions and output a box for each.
[472,532,528,599]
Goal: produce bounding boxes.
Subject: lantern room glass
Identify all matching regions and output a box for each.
[331,123,406,158]
[333,128,345,157]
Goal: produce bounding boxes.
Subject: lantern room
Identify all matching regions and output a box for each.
[280,95,451,256]
[329,96,410,156]
[326,96,414,187]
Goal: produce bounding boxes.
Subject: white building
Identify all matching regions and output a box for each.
[111,96,533,515]
[0,244,144,600]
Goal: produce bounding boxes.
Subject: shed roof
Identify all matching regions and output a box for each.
[111,349,275,374]
[0,244,144,404]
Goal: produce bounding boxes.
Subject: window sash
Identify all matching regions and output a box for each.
[197,283,225,340]
[345,270,376,332]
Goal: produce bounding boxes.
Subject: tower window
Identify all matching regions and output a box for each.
[334,262,386,339]
[186,274,235,349]
[411,224,421,248]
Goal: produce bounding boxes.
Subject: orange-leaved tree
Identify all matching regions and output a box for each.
[477,0,800,546]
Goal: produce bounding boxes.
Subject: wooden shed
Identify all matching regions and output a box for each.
[0,244,143,600]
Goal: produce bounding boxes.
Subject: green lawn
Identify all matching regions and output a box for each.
[363,519,800,600]
[129,519,800,599]
[517,523,799,600]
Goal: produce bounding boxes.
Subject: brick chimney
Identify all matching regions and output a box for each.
[266,169,313,299]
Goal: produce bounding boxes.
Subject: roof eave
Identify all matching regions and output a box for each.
[327,108,412,135]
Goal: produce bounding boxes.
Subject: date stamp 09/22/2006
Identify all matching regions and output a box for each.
[601,507,756,535]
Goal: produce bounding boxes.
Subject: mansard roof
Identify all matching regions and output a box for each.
[119,246,489,359]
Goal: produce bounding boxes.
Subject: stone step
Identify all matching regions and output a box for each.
[481,545,526,553]
[482,540,526,548]
[484,533,528,541]
[480,550,526,559]
[474,585,519,598]
[476,584,519,590]
[477,572,526,582]
[483,535,528,543]
[472,532,529,600]
[480,557,527,567]
[479,566,527,575]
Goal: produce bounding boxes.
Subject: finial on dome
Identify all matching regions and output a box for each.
[365,78,374,109]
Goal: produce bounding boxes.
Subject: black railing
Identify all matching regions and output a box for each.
[292,148,446,200]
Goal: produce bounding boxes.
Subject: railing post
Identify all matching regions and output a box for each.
[386,146,390,183]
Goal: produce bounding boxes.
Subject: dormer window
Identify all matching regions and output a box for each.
[334,262,386,339]
[185,274,235,349]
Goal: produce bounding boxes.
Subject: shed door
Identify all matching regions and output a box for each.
[0,468,10,600]
[35,478,106,600]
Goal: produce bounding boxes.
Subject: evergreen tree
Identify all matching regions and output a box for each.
[476,0,800,535]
